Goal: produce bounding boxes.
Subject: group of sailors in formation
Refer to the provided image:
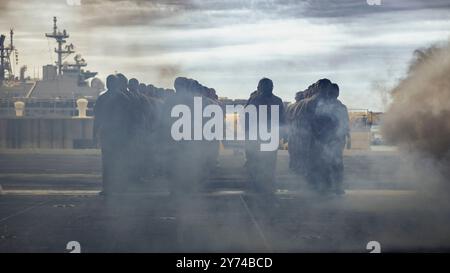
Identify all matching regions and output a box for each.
[93,74,350,198]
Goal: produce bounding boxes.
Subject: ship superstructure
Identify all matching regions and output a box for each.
[0,17,103,101]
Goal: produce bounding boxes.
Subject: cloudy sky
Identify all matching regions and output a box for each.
[1,0,450,110]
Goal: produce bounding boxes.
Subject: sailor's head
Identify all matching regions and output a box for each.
[156,88,165,98]
[205,88,213,99]
[174,77,189,93]
[316,78,332,88]
[199,86,208,97]
[315,78,332,97]
[165,89,175,98]
[175,78,203,95]
[147,84,156,97]
[329,83,340,99]
[210,88,218,100]
[257,78,274,96]
[302,84,312,98]
[317,79,332,90]
[138,83,147,93]
[116,73,128,91]
[295,91,305,102]
[188,80,200,95]
[106,74,118,92]
[128,78,139,92]
[161,89,172,99]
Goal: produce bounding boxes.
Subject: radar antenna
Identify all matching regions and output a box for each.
[45,17,74,75]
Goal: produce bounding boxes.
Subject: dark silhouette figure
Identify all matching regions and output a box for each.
[291,79,350,194]
[245,78,285,198]
[93,74,133,195]
[310,83,349,194]
[162,77,220,197]
[286,91,305,172]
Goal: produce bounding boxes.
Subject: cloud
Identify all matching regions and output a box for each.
[1,0,450,110]
[294,0,450,18]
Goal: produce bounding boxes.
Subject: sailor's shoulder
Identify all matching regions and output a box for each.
[271,94,284,103]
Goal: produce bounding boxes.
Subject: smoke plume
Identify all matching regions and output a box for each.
[381,42,450,194]
[382,43,450,159]
[157,64,181,87]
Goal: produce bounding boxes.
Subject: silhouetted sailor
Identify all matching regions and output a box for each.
[311,83,349,194]
[162,77,220,197]
[162,77,198,197]
[138,83,146,93]
[289,79,329,180]
[127,78,146,127]
[245,90,259,107]
[124,78,150,185]
[286,91,305,172]
[116,73,129,94]
[202,86,221,174]
[245,78,285,198]
[93,74,133,195]
[133,81,166,180]
[164,88,175,100]
[296,79,349,194]
[128,78,139,94]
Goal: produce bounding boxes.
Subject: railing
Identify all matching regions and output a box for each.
[0,98,95,117]
[1,98,381,127]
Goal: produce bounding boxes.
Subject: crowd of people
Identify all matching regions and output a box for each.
[93,75,349,198]
[93,74,221,196]
[286,79,350,194]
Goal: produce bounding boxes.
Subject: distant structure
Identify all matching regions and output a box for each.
[45,16,72,76]
[28,16,101,99]
[0,28,34,99]
[0,29,16,86]
[0,17,103,100]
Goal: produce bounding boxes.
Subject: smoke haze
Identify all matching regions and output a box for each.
[382,42,450,198]
[382,43,450,160]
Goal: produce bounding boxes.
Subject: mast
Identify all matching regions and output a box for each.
[0,35,5,84]
[45,16,74,75]
[0,29,15,85]
[10,29,13,50]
